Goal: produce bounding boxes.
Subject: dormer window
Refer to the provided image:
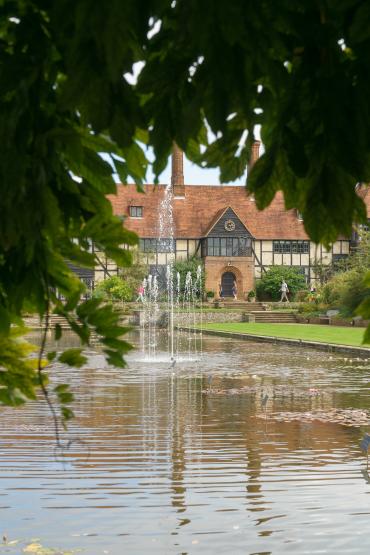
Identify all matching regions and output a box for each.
[129,206,143,218]
[297,210,303,221]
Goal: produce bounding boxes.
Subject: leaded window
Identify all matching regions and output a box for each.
[273,241,309,254]
[204,237,252,257]
[139,238,175,253]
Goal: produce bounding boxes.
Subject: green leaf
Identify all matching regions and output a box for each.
[104,348,126,367]
[0,306,10,336]
[58,392,74,404]
[61,406,75,427]
[283,126,309,178]
[113,158,129,183]
[350,3,370,43]
[54,384,70,394]
[248,147,279,209]
[58,349,86,368]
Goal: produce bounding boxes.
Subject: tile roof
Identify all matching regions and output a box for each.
[203,207,229,237]
[109,183,353,240]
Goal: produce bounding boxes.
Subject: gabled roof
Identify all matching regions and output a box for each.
[203,206,253,237]
[203,207,227,236]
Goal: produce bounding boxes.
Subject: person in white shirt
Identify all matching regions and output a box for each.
[280,280,289,303]
[232,280,238,300]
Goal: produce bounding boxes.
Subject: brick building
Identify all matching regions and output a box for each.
[102,145,354,298]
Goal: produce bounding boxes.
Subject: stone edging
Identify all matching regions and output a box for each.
[189,327,370,357]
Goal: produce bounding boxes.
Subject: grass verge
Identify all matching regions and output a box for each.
[200,322,368,348]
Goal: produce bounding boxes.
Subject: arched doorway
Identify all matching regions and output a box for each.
[221,271,236,297]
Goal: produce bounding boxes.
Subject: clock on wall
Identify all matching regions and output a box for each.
[224,219,236,232]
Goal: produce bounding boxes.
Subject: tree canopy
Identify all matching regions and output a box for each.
[1,0,370,425]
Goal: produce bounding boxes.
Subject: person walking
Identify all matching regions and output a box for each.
[280,280,289,303]
[232,280,238,301]
[136,284,144,302]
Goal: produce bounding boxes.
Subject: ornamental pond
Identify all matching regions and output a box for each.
[1,331,370,554]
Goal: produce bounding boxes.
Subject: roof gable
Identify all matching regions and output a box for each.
[205,207,253,237]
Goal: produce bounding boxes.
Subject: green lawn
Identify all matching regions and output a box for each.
[201,322,369,348]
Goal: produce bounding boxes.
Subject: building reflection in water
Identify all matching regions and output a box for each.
[1,330,368,554]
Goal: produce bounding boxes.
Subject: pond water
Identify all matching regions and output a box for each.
[1,331,370,554]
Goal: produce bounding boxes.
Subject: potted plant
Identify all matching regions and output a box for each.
[206,290,215,303]
[247,290,256,302]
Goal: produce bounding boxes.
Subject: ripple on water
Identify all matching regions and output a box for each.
[1,331,370,554]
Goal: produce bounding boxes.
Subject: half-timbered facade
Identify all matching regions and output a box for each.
[102,145,355,298]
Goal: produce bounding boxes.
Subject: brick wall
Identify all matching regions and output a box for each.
[204,256,255,297]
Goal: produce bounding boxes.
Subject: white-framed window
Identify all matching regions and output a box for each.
[129,206,143,218]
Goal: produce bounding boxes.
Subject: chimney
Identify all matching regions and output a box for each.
[247,140,261,175]
[171,143,185,197]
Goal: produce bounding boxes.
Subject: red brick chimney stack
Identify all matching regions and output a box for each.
[171,143,185,197]
[248,140,261,175]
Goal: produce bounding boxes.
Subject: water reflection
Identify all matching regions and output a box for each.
[1,331,370,554]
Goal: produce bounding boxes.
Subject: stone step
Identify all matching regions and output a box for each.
[251,311,295,315]
[221,301,267,311]
[24,314,71,329]
[254,313,297,322]
[254,312,296,323]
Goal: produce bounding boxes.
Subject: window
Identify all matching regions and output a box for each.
[273,241,291,254]
[129,206,143,218]
[140,239,156,252]
[139,238,175,253]
[157,238,175,252]
[204,237,252,257]
[273,241,309,254]
[292,241,309,254]
[332,253,348,270]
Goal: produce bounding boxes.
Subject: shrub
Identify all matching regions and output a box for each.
[256,266,307,301]
[247,290,256,300]
[206,290,215,298]
[295,289,310,302]
[173,256,205,296]
[338,271,369,316]
[119,250,148,295]
[318,229,370,317]
[94,276,133,302]
[297,301,330,315]
[320,268,370,316]
[321,271,350,305]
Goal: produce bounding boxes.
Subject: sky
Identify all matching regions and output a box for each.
[145,154,248,186]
